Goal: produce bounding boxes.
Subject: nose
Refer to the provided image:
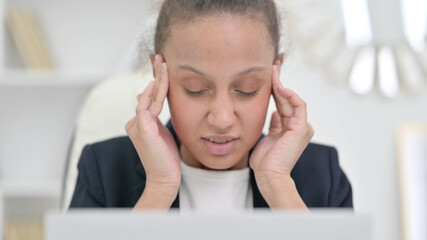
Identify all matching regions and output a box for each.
[207,93,236,131]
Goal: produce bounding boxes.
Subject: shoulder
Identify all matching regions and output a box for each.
[302,142,337,158]
[89,135,137,158]
[73,136,144,207]
[82,135,144,179]
[80,136,138,171]
[291,142,353,207]
[295,142,338,172]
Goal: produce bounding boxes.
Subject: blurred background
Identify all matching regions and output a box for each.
[0,0,426,240]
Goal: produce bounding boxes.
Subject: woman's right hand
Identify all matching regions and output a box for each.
[125,55,181,208]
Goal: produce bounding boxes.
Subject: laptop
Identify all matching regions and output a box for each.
[45,209,371,240]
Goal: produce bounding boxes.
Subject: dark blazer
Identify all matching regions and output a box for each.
[69,121,353,209]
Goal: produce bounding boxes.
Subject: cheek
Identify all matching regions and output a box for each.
[169,87,205,115]
[237,94,270,134]
[168,87,206,137]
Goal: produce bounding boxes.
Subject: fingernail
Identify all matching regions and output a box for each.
[161,63,166,73]
[155,55,161,66]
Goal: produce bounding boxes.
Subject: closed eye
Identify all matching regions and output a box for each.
[184,89,208,96]
[184,89,259,97]
[235,90,259,97]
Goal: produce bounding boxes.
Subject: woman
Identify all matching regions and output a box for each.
[69,0,352,211]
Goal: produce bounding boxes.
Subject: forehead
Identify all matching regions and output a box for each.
[163,16,275,68]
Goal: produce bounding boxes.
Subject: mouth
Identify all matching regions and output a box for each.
[202,136,237,144]
[201,136,239,155]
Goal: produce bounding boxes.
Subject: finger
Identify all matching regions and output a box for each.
[271,65,294,118]
[157,63,169,105]
[137,92,147,102]
[132,81,163,137]
[136,79,154,102]
[125,116,136,134]
[127,114,154,138]
[136,81,156,114]
[273,60,281,74]
[307,123,315,138]
[152,54,165,101]
[149,62,169,118]
[268,111,282,135]
[277,86,307,122]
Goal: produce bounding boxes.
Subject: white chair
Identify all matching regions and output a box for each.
[60,71,171,209]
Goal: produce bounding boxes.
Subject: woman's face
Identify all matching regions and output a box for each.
[162,16,275,170]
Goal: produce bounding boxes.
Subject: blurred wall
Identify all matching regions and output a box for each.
[281,55,427,240]
[5,0,154,73]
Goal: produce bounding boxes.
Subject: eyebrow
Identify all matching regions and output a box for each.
[178,65,266,79]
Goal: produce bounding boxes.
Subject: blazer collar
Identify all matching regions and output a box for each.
[134,120,269,209]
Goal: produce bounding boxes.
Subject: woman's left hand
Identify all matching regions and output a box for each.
[249,64,314,209]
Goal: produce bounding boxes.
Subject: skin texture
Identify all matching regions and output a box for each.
[127,15,314,211]
[165,17,273,170]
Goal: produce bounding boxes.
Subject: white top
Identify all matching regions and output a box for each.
[179,160,253,213]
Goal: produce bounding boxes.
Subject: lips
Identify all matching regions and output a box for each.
[202,136,237,144]
[202,136,239,155]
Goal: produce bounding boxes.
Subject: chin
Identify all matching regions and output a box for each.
[199,153,247,171]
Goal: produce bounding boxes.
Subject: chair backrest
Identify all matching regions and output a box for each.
[61,72,171,209]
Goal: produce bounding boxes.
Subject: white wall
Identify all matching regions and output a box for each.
[280,54,427,240]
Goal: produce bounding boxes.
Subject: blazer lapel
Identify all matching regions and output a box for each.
[132,161,146,202]
[170,193,180,208]
[250,169,269,208]
[248,132,269,209]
